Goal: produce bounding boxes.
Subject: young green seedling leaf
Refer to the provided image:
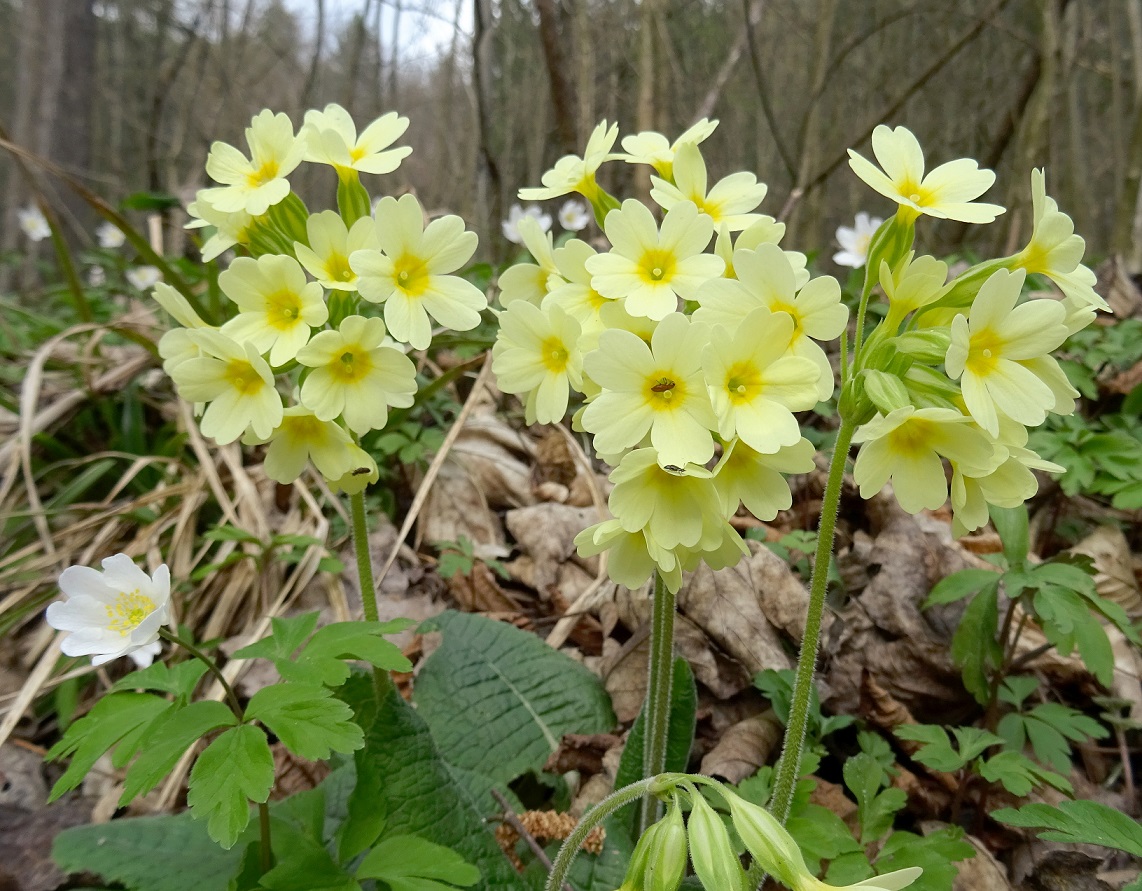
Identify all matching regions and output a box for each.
[245,682,364,760]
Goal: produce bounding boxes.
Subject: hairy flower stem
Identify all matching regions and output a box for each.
[349,492,379,623]
[767,417,856,824]
[348,491,396,697]
[639,570,675,834]
[545,778,660,891]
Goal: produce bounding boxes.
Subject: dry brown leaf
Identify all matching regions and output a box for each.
[504,503,598,596]
[1069,526,1142,618]
[448,562,521,613]
[543,733,623,775]
[600,634,649,722]
[698,711,782,783]
[269,743,331,799]
[678,549,793,677]
[809,777,857,825]
[419,457,507,560]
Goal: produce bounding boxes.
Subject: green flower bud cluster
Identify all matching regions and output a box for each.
[619,779,921,891]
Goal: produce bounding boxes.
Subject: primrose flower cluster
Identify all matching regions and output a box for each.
[491,119,842,592]
[493,121,1106,586]
[156,106,486,491]
[842,125,1106,536]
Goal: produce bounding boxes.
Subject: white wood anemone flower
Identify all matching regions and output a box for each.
[46,554,172,667]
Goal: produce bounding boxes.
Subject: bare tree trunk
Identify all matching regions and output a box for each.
[633,0,658,201]
[535,0,579,155]
[473,0,504,257]
[1116,0,1142,269]
[300,0,326,110]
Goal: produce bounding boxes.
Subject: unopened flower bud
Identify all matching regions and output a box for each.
[645,803,687,891]
[893,329,951,364]
[687,793,746,891]
[618,812,660,891]
[721,790,807,890]
[862,370,911,415]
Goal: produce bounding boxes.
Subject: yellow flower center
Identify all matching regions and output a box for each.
[541,337,569,373]
[335,346,373,382]
[326,252,355,283]
[770,300,803,337]
[645,374,683,408]
[393,253,430,297]
[639,248,676,285]
[266,289,305,330]
[966,328,1004,377]
[280,412,328,444]
[349,145,367,163]
[247,159,280,188]
[725,362,762,403]
[105,589,156,636]
[886,418,936,457]
[587,288,608,311]
[224,360,265,395]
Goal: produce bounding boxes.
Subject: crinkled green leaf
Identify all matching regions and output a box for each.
[121,700,237,804]
[260,816,359,891]
[245,682,364,760]
[187,724,275,849]
[340,674,527,891]
[413,611,615,811]
[52,810,244,891]
[993,800,1142,856]
[47,692,170,801]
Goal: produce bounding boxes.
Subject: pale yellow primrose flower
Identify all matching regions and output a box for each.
[880,254,948,316]
[295,211,380,291]
[260,407,357,484]
[201,109,304,215]
[492,302,582,425]
[703,308,821,454]
[296,315,417,435]
[853,406,997,514]
[586,199,723,320]
[945,268,1070,436]
[695,244,846,400]
[302,104,412,175]
[1012,169,1108,311]
[847,124,1003,224]
[650,142,767,232]
[543,239,611,349]
[48,554,172,668]
[168,329,283,444]
[498,215,561,307]
[619,118,719,180]
[154,282,211,375]
[185,196,254,262]
[575,517,683,594]
[607,449,725,551]
[219,254,328,366]
[330,446,380,495]
[351,194,485,350]
[519,120,619,202]
[713,437,816,521]
[582,312,717,468]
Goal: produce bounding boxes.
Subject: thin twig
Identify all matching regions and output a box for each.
[491,788,575,891]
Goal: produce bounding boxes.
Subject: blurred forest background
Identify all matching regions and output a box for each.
[2,0,1142,273]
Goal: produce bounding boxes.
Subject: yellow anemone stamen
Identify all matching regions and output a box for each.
[105,589,157,635]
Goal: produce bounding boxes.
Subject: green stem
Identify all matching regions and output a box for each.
[767,417,856,825]
[545,778,660,891]
[639,570,675,834]
[259,801,273,872]
[159,628,243,718]
[349,491,379,623]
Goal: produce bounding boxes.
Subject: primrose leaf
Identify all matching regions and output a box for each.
[246,682,364,760]
[187,724,275,849]
[356,835,481,891]
[121,700,237,804]
[993,800,1142,856]
[46,692,171,802]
